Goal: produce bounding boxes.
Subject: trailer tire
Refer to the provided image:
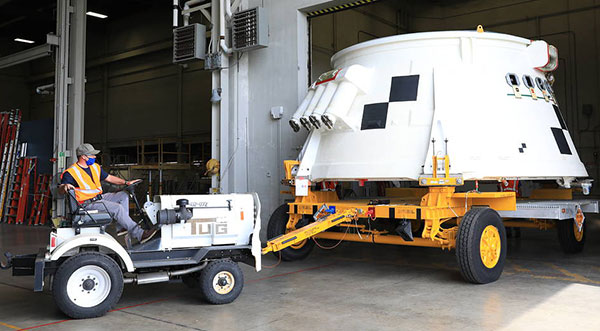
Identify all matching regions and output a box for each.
[52,252,123,319]
[198,259,243,304]
[456,208,506,284]
[267,203,314,261]
[557,219,585,254]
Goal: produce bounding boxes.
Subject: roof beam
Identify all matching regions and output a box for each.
[0,43,52,69]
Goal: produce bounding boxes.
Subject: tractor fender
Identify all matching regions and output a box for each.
[50,233,135,272]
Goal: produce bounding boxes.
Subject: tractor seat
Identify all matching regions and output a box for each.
[66,191,113,228]
[71,210,113,228]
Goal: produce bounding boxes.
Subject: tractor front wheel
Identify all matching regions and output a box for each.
[52,252,124,319]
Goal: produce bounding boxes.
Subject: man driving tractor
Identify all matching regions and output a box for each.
[58,143,158,244]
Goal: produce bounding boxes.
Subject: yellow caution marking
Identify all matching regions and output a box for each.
[530,274,600,285]
[330,257,600,284]
[0,321,21,330]
[511,262,532,273]
[307,0,380,17]
[548,263,597,284]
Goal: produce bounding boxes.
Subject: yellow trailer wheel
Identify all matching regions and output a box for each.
[557,218,586,254]
[456,208,507,284]
[480,225,501,269]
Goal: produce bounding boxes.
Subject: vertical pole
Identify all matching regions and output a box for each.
[177,65,184,163]
[52,0,70,218]
[219,0,230,193]
[231,0,248,194]
[102,64,109,165]
[102,16,110,165]
[52,0,87,218]
[68,0,87,158]
[210,0,220,193]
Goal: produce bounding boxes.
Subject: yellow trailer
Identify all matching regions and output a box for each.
[263,158,598,284]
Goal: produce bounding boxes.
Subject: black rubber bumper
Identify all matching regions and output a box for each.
[10,249,46,292]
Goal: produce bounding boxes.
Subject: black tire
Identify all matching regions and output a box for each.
[198,259,243,305]
[456,208,507,284]
[411,220,425,237]
[52,252,124,319]
[266,203,314,261]
[557,219,586,253]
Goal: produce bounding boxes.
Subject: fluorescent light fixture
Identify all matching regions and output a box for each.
[14,38,34,44]
[86,11,107,19]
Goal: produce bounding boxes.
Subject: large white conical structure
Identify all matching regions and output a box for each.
[290,30,587,183]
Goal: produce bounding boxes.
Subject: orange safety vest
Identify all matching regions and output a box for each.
[61,163,103,203]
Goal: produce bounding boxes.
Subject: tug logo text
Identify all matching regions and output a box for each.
[189,219,227,235]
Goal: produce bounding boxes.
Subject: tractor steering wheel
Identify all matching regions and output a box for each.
[122,179,153,229]
[124,179,142,194]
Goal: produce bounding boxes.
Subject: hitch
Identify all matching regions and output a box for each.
[0,252,13,270]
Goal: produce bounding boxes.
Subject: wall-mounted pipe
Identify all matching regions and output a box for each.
[219,0,233,55]
[224,0,233,20]
[36,83,55,95]
[173,0,179,27]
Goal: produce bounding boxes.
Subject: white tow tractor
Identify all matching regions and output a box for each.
[1,182,262,319]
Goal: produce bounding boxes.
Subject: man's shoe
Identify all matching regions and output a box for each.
[140,229,158,244]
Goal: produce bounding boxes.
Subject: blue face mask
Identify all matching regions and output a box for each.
[85,157,96,166]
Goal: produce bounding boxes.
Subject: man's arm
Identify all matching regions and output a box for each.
[105,174,140,186]
[59,183,75,194]
[58,172,76,194]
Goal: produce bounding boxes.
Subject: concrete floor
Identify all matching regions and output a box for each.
[1,221,600,331]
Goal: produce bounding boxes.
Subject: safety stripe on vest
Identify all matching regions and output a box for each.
[75,188,102,194]
[90,163,101,186]
[70,166,92,190]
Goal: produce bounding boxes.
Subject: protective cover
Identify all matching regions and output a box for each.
[290,31,587,182]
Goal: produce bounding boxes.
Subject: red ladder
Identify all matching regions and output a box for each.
[28,174,51,226]
[4,157,37,224]
[0,110,22,221]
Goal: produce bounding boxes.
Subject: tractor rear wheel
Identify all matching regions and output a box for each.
[456,208,507,284]
[197,259,243,304]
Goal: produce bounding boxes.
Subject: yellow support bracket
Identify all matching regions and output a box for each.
[262,208,362,254]
[419,146,464,187]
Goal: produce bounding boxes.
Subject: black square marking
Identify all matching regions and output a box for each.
[361,103,389,130]
[519,143,527,153]
[551,127,572,155]
[389,75,419,102]
[552,104,567,130]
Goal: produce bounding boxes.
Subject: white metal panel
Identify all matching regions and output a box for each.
[155,194,256,250]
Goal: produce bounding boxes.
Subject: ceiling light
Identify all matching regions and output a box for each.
[86,11,107,19]
[14,38,34,44]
